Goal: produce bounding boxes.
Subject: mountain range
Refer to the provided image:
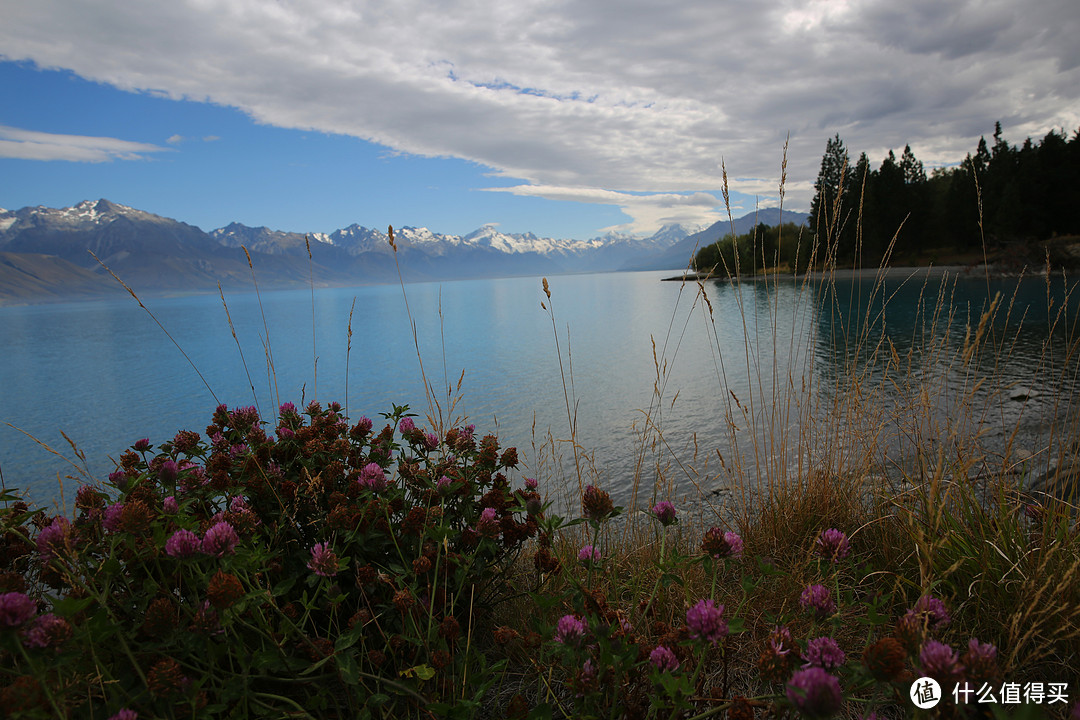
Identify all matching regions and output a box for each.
[0,199,807,303]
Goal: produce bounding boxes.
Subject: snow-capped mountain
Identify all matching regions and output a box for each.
[9,198,156,228]
[210,219,696,264]
[0,199,221,269]
[0,199,795,303]
[0,199,335,299]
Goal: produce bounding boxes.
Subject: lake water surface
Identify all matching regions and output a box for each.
[3,268,1078,513]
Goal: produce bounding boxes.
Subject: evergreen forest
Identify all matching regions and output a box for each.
[695,123,1080,274]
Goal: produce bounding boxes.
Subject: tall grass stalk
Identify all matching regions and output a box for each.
[89,249,220,406]
[386,225,464,438]
[305,234,318,402]
[241,245,280,422]
[541,277,586,500]
[345,296,356,419]
[218,283,261,415]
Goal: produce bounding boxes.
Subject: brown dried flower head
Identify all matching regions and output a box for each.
[148,657,189,698]
[863,637,907,681]
[207,571,245,610]
[581,485,614,522]
[493,625,521,645]
[393,589,415,613]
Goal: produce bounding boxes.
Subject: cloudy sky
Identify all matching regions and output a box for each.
[1,0,1077,240]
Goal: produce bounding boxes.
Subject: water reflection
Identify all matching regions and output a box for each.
[807,269,1080,482]
[693,268,1080,502]
[4,269,1079,513]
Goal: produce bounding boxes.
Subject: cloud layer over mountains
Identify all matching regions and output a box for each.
[2,0,1077,234]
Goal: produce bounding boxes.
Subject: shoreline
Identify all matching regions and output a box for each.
[661,263,1054,283]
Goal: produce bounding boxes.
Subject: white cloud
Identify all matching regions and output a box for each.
[0,125,169,162]
[1,0,1077,224]
[166,133,220,144]
[484,184,727,235]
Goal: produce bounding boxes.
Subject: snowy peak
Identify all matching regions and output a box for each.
[462,225,558,254]
[63,198,151,224]
[212,222,298,246]
[2,198,178,236]
[650,223,701,247]
[330,224,394,253]
[395,226,449,246]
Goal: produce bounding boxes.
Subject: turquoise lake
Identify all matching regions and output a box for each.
[3,268,1078,513]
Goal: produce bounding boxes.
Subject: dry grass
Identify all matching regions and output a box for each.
[479,153,1080,714]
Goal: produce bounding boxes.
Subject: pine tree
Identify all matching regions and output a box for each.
[839,152,871,263]
[897,145,928,252]
[809,134,852,262]
[810,135,851,231]
[900,145,926,185]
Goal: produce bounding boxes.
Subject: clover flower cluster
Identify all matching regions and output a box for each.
[164,522,240,559]
[554,614,588,646]
[701,526,743,559]
[578,545,601,565]
[581,485,615,522]
[307,542,339,578]
[0,592,38,627]
[804,636,845,671]
[651,501,677,526]
[912,593,951,630]
[686,599,727,646]
[649,645,679,672]
[358,462,388,492]
[919,639,963,685]
[814,528,850,563]
[786,666,842,718]
[799,584,836,619]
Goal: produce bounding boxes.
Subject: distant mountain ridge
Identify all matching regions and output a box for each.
[623,207,811,271]
[0,199,806,303]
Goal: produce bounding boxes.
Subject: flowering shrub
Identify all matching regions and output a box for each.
[0,401,540,717]
[2,401,1076,718]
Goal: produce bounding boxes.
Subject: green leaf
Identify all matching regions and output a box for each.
[857,602,891,626]
[426,703,453,717]
[653,670,692,706]
[337,653,360,686]
[755,556,786,577]
[51,596,94,617]
[0,487,25,503]
[399,664,436,681]
[740,574,762,594]
[659,572,684,589]
[251,649,286,672]
[529,592,563,611]
[102,556,122,576]
[271,575,296,597]
[335,628,362,652]
[527,703,554,720]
